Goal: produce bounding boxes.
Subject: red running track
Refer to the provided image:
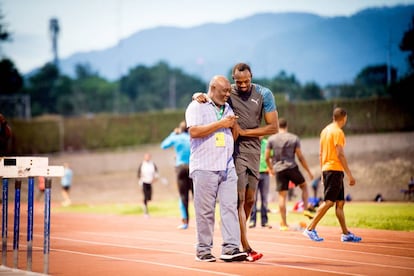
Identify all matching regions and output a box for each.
[1,205,414,276]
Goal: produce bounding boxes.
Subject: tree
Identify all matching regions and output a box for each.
[0,6,11,60]
[0,8,20,94]
[400,15,414,74]
[0,58,23,94]
[0,9,10,42]
[262,71,302,102]
[389,15,414,103]
[71,67,117,115]
[119,61,205,112]
[301,82,324,101]
[26,63,60,116]
[355,64,397,87]
[75,63,98,79]
[69,63,117,115]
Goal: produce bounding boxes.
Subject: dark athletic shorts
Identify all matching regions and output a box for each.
[275,166,305,192]
[143,183,152,201]
[235,152,260,195]
[322,170,344,202]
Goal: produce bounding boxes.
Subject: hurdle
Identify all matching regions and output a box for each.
[0,157,64,274]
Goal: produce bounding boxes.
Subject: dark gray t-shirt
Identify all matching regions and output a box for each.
[267,132,300,172]
[229,83,276,155]
[229,83,277,178]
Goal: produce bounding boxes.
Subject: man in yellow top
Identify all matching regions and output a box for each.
[303,107,361,242]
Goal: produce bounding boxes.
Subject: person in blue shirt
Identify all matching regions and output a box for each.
[161,120,193,229]
[61,162,73,206]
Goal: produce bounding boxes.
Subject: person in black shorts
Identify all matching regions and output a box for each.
[303,107,361,242]
[265,118,314,231]
[137,153,158,217]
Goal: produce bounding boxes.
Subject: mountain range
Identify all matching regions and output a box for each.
[57,4,414,86]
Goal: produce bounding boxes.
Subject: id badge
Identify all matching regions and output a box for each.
[215,132,225,147]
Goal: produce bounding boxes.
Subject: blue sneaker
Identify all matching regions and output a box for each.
[341,232,362,242]
[177,224,188,230]
[303,229,324,241]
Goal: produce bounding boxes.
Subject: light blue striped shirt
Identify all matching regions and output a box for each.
[185,100,235,176]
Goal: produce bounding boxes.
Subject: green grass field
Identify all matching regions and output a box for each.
[55,201,414,232]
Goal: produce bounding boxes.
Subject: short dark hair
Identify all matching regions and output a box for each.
[279,117,287,128]
[232,63,252,77]
[333,107,347,121]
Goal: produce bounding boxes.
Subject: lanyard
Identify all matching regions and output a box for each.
[211,102,224,121]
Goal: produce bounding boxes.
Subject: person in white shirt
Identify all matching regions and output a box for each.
[137,153,158,217]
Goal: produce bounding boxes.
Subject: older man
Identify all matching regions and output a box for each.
[186,75,246,262]
[193,63,279,261]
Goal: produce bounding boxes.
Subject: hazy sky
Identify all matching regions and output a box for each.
[2,0,414,73]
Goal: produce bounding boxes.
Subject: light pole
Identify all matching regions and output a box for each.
[49,18,60,68]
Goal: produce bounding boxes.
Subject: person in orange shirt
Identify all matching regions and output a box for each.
[36,176,46,201]
[303,107,361,242]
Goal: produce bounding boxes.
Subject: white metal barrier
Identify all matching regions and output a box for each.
[1,156,64,274]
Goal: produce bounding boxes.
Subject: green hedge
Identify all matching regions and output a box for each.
[8,98,414,154]
[10,116,63,154]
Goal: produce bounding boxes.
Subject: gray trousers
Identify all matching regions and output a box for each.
[192,168,241,256]
[250,172,270,225]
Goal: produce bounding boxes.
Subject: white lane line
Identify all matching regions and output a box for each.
[43,248,240,276]
[51,236,194,256]
[7,233,411,275]
[48,236,414,274]
[21,228,414,274]
[38,243,364,276]
[251,239,414,261]
[247,232,414,252]
[56,231,414,263]
[266,252,414,271]
[255,261,365,276]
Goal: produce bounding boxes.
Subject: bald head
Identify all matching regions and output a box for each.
[208,75,231,106]
[209,75,230,88]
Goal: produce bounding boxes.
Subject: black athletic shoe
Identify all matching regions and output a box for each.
[261,223,272,229]
[195,253,216,262]
[220,248,247,262]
